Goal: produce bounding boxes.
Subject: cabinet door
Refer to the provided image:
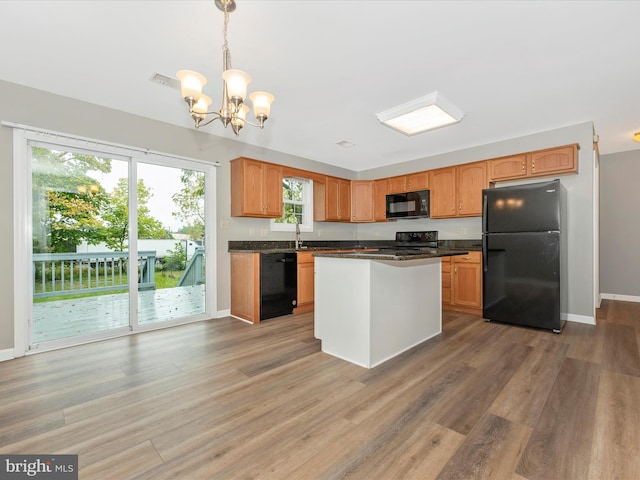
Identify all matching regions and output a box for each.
[373,179,388,222]
[407,171,429,191]
[386,175,407,194]
[338,179,351,220]
[240,159,266,216]
[429,167,456,218]
[488,154,527,182]
[457,162,487,217]
[230,252,260,323]
[441,257,452,305]
[529,145,577,177]
[297,262,315,307]
[351,180,374,222]
[262,162,283,217]
[325,177,340,220]
[452,252,482,308]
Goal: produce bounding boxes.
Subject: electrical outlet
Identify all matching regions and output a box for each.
[260,228,268,237]
[317,230,322,237]
[220,219,229,229]
[460,227,467,236]
[249,227,255,236]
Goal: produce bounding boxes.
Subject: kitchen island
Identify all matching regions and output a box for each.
[313,249,467,368]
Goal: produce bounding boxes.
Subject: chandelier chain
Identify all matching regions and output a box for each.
[222,1,231,69]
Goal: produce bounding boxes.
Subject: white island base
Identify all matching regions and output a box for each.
[314,256,442,368]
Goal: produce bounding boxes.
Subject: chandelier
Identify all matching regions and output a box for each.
[177,0,274,136]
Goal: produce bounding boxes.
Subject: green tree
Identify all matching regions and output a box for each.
[31,147,111,253]
[172,170,205,240]
[164,242,186,271]
[100,178,171,251]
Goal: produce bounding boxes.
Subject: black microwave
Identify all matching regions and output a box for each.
[386,190,430,219]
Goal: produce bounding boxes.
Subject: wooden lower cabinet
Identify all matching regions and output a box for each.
[230,252,260,324]
[295,251,315,314]
[442,251,482,315]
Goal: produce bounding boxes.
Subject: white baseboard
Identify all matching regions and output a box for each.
[601,293,640,303]
[564,313,595,325]
[0,348,15,362]
[216,308,231,318]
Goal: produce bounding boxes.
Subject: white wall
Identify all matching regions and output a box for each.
[599,149,640,300]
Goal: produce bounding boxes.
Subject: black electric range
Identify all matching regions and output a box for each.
[376,231,438,255]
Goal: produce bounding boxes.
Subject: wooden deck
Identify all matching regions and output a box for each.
[32,285,206,344]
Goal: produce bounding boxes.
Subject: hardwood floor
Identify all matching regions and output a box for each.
[1,299,639,479]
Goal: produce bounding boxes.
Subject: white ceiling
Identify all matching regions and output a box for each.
[1,1,639,171]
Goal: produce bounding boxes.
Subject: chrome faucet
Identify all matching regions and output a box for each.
[295,222,302,249]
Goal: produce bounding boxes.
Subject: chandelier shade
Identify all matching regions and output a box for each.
[177,1,274,136]
[176,70,207,103]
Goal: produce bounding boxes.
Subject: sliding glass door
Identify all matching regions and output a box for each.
[26,138,213,351]
[136,162,206,325]
[31,146,131,345]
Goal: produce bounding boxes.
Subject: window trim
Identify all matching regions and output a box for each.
[271,177,314,232]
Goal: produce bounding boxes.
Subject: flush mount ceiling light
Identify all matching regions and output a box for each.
[633,131,640,142]
[376,92,465,136]
[176,0,274,136]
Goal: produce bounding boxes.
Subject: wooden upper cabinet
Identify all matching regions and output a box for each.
[488,145,578,182]
[457,162,487,216]
[315,176,351,222]
[529,145,577,177]
[430,162,487,218]
[386,172,429,194]
[406,171,429,191]
[429,167,457,218]
[230,157,283,218]
[351,180,374,222]
[488,154,528,182]
[338,179,351,221]
[373,179,388,222]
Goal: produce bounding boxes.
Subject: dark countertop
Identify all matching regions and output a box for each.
[312,249,469,261]
[228,239,481,254]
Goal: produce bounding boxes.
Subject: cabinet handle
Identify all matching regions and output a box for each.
[459,202,462,212]
[451,204,455,213]
[531,160,535,172]
[521,161,525,173]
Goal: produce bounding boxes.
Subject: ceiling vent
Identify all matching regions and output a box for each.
[149,72,181,90]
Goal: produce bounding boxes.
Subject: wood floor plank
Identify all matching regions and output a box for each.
[489,338,568,427]
[602,322,640,377]
[605,300,640,326]
[427,341,533,435]
[79,440,163,480]
[516,357,600,480]
[435,413,532,480]
[0,303,638,479]
[588,370,640,480]
[565,322,604,364]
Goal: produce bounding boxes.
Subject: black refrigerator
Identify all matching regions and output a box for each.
[482,179,567,332]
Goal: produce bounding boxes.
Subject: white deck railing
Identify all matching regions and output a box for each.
[33,251,156,298]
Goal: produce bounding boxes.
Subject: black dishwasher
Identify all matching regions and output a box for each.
[260,252,297,320]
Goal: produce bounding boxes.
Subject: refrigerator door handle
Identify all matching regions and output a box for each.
[482,193,488,233]
[482,235,487,272]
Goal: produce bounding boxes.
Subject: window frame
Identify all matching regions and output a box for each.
[271,177,314,232]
